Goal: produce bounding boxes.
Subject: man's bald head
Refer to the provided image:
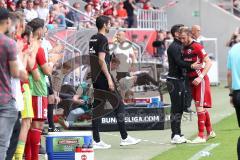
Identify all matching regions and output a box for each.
[191,25,201,39]
[116,30,126,43]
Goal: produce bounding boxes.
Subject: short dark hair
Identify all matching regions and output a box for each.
[96,15,110,30]
[170,24,184,37]
[0,7,9,22]
[27,0,33,3]
[22,25,33,38]
[27,18,44,33]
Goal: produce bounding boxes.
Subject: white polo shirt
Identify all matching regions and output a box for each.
[114,41,134,72]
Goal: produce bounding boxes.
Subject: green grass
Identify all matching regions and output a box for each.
[151,114,240,160]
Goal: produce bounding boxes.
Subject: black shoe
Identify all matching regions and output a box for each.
[39,145,46,154]
[42,129,48,135]
[183,108,195,114]
[48,127,61,132]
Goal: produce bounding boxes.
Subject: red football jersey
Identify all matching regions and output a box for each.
[182,41,208,79]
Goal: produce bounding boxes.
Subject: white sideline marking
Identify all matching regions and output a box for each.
[188,143,220,160]
[103,132,172,146]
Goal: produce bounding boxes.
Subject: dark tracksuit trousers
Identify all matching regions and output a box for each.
[167,77,192,138]
[92,78,128,142]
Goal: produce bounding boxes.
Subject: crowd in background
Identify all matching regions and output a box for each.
[0,0,165,29]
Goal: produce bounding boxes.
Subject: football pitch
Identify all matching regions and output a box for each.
[95,83,239,160]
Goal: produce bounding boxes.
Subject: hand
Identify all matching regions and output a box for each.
[108,78,115,91]
[75,99,85,105]
[54,96,61,104]
[192,77,202,86]
[191,62,202,70]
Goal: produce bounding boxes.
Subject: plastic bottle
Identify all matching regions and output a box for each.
[75,144,82,153]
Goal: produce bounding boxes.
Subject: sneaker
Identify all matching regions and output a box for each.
[183,107,195,114]
[171,135,187,144]
[190,136,206,144]
[207,131,216,140]
[48,127,61,132]
[93,141,111,149]
[120,136,141,146]
[180,135,191,143]
[58,117,69,129]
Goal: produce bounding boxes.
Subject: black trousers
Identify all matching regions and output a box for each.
[92,80,128,142]
[184,78,192,110]
[233,90,240,127]
[226,90,240,160]
[5,112,21,160]
[47,85,56,130]
[167,78,191,138]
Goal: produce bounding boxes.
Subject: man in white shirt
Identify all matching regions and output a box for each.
[37,0,49,22]
[191,25,206,44]
[113,31,137,81]
[24,0,38,22]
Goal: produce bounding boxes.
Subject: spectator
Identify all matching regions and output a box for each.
[7,0,16,11]
[152,30,166,61]
[16,0,27,12]
[51,4,66,28]
[143,0,153,10]
[48,9,55,24]
[91,0,101,14]
[102,1,114,16]
[124,0,136,28]
[59,1,69,15]
[24,0,38,22]
[0,0,7,8]
[37,0,49,22]
[66,2,81,27]
[116,2,127,19]
[83,3,95,28]
[33,0,40,10]
[0,7,19,160]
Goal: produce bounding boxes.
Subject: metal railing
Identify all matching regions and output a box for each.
[211,0,240,17]
[55,0,96,27]
[136,9,167,31]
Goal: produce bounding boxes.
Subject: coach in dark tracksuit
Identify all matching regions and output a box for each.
[167,24,201,143]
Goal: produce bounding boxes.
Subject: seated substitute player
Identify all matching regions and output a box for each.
[179,27,216,143]
[58,82,92,129]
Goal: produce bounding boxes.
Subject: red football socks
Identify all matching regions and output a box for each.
[24,128,42,160]
[205,110,213,134]
[197,111,206,138]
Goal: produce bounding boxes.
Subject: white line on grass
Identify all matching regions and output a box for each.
[188,143,220,160]
[103,132,172,146]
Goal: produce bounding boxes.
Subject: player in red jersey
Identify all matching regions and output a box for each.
[179,27,216,143]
